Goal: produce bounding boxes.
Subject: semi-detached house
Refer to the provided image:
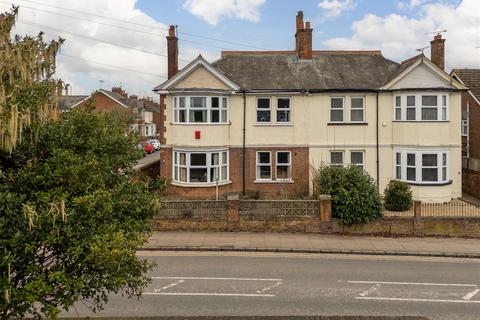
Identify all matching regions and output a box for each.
[154,11,466,203]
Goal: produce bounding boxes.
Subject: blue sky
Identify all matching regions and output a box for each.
[1,0,477,97]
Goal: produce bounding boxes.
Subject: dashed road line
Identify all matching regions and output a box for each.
[358,283,381,297]
[355,296,480,304]
[256,281,283,294]
[463,288,480,300]
[348,280,477,287]
[151,276,282,281]
[154,279,184,292]
[143,292,275,297]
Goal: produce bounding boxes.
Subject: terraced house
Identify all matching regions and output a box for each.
[154,11,466,203]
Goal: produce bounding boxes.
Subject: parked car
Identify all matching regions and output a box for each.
[140,142,154,154]
[148,139,161,150]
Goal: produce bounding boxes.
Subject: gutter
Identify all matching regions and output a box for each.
[242,90,247,196]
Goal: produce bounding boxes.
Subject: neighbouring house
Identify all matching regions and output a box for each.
[451,69,480,197]
[58,87,162,139]
[154,11,466,202]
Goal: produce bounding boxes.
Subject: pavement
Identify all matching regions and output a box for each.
[144,232,480,258]
[134,150,160,170]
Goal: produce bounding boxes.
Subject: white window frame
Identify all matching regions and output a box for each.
[330,97,345,122]
[350,97,365,122]
[393,149,449,184]
[276,97,292,123]
[330,151,344,166]
[276,151,292,181]
[172,150,229,185]
[256,151,272,180]
[256,97,272,123]
[393,93,449,122]
[462,103,469,137]
[350,150,364,169]
[172,96,229,124]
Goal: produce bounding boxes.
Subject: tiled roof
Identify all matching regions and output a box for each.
[452,69,480,100]
[212,50,400,90]
[57,95,88,111]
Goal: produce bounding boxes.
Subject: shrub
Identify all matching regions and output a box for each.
[384,180,413,211]
[315,165,382,225]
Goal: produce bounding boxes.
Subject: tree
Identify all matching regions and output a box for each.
[0,106,161,319]
[315,165,382,225]
[384,180,413,211]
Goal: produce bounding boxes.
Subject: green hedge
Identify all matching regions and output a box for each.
[384,180,413,211]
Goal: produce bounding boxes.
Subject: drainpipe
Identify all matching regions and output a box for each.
[376,92,380,191]
[242,90,246,196]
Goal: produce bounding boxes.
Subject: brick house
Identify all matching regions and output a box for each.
[59,87,162,139]
[154,11,466,202]
[451,69,480,197]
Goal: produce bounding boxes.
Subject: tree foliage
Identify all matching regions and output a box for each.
[384,180,413,211]
[315,165,382,225]
[0,7,64,154]
[0,107,161,319]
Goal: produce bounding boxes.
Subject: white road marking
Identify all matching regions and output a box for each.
[256,281,283,294]
[359,283,381,297]
[348,280,477,287]
[463,288,480,300]
[151,276,282,282]
[154,279,184,292]
[355,296,480,304]
[143,292,275,297]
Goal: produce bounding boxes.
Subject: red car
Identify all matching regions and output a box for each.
[140,142,154,154]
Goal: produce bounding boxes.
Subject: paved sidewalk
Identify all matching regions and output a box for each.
[143,232,480,258]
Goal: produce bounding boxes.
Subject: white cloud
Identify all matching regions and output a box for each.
[0,0,217,98]
[183,0,265,25]
[397,0,430,10]
[322,0,480,71]
[318,0,356,19]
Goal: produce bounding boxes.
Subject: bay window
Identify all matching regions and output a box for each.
[394,93,449,121]
[173,150,229,184]
[172,96,228,124]
[394,149,449,184]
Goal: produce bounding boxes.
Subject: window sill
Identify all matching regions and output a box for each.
[254,123,294,127]
[169,122,231,126]
[171,180,232,188]
[254,179,295,184]
[392,120,450,123]
[404,180,453,187]
[327,122,368,126]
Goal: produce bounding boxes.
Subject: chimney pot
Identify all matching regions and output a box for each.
[296,11,304,30]
[430,34,445,70]
[295,11,312,60]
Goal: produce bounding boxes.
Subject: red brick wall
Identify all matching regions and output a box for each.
[77,92,132,119]
[463,92,480,159]
[159,95,167,144]
[159,147,310,199]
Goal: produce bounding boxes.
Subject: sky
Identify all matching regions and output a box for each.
[0,0,479,100]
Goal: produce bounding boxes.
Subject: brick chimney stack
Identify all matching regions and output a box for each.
[430,34,445,70]
[167,25,178,79]
[295,11,312,60]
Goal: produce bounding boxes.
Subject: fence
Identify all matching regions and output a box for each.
[239,200,319,218]
[158,200,228,219]
[384,199,480,218]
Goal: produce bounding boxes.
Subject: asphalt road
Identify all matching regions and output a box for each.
[62,252,480,319]
[134,150,160,169]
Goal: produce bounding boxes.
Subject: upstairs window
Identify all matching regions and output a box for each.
[394,93,448,122]
[172,96,228,124]
[350,98,364,122]
[462,109,469,137]
[330,98,344,122]
[257,98,271,123]
[277,98,291,123]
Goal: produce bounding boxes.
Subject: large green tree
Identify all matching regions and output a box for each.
[0,8,159,319]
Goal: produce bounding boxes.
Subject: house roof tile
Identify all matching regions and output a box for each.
[452,69,480,100]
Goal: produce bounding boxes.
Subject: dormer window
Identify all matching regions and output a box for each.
[173,96,228,124]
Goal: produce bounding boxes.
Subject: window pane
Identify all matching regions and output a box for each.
[331,110,343,122]
[190,110,207,122]
[351,109,363,122]
[191,153,206,166]
[422,168,438,182]
[259,166,271,179]
[406,108,416,120]
[210,167,219,182]
[179,97,186,108]
[442,153,447,166]
[211,97,219,108]
[395,108,401,120]
[351,152,363,165]
[211,153,219,165]
[422,154,437,166]
[396,152,401,165]
[442,167,447,181]
[331,152,343,164]
[422,95,437,106]
[222,97,227,109]
[442,107,447,120]
[179,153,186,165]
[422,108,437,120]
[221,110,227,123]
[180,167,187,182]
[407,153,415,166]
[222,151,227,165]
[396,166,401,179]
[191,97,206,108]
[277,110,290,122]
[395,96,401,107]
[190,168,207,182]
[257,98,270,109]
[221,166,227,180]
[277,166,291,179]
[351,98,363,109]
[258,152,270,164]
[331,98,343,109]
[179,110,186,122]
[257,110,271,122]
[211,110,220,123]
[277,152,290,164]
[407,167,416,181]
[442,95,447,106]
[407,96,415,106]
[278,98,290,109]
